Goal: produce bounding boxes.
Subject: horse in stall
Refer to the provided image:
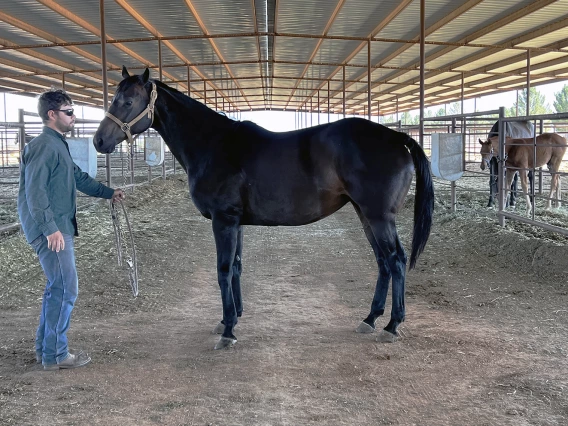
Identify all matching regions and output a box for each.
[93,67,435,349]
[479,133,567,215]
[482,121,534,207]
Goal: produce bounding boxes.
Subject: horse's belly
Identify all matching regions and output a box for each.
[243,186,348,226]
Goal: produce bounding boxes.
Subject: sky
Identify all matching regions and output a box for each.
[2,80,566,132]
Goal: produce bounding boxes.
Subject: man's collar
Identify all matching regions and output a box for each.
[43,126,66,141]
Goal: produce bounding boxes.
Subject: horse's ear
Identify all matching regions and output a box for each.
[478,138,484,145]
[122,66,130,79]
[141,68,150,83]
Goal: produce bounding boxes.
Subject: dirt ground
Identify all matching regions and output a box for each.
[1,172,568,425]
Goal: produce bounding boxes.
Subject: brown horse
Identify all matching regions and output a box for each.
[479,133,567,215]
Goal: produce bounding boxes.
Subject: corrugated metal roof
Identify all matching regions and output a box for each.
[0,0,567,116]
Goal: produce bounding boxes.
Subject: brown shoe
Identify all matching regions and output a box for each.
[43,352,91,371]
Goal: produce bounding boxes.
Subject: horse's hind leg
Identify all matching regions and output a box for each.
[212,226,243,335]
[377,234,407,342]
[546,164,560,210]
[367,215,407,343]
[233,226,244,317]
[353,205,391,334]
[211,215,240,349]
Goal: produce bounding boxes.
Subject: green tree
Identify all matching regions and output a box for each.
[553,84,568,113]
[507,87,552,116]
[447,102,462,115]
[400,111,419,125]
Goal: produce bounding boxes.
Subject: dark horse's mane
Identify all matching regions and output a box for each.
[153,79,250,134]
[152,79,318,139]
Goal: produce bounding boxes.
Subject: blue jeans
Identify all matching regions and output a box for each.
[31,233,78,366]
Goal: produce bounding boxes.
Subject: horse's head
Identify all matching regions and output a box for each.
[478,137,497,170]
[94,66,156,153]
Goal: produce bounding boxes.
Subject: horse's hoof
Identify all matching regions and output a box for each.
[356,321,375,334]
[214,337,237,350]
[376,330,398,343]
[212,322,224,334]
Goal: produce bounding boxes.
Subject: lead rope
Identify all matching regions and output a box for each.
[106,83,157,298]
[109,140,139,297]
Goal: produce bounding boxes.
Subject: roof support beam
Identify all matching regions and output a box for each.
[36,0,155,72]
[182,0,251,109]
[298,0,413,111]
[283,0,346,108]
[328,14,568,113]
[250,0,266,110]
[313,0,486,111]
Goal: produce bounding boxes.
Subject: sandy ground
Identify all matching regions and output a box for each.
[1,173,567,425]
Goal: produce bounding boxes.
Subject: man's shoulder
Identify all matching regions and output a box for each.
[28,129,50,141]
[24,133,62,158]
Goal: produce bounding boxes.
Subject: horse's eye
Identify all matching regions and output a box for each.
[124,101,133,107]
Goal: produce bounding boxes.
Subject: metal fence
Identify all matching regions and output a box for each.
[2,108,568,237]
[388,109,568,237]
[0,109,182,233]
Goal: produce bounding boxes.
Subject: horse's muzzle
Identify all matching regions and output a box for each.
[93,135,105,152]
[93,135,114,154]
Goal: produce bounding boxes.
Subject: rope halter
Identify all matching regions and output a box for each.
[104,82,158,146]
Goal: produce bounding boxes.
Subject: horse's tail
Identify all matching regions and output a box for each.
[404,135,435,270]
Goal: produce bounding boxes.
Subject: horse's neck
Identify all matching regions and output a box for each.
[151,85,233,168]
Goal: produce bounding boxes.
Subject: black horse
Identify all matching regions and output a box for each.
[485,120,534,207]
[94,67,434,349]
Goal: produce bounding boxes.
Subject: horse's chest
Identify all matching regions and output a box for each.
[189,177,243,218]
[190,190,212,218]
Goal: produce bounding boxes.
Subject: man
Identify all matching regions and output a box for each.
[17,89,124,371]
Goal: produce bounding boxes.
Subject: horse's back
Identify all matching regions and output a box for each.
[506,133,568,168]
[238,118,413,180]
[234,118,416,225]
[489,120,534,139]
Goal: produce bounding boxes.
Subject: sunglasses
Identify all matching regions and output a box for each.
[54,108,74,117]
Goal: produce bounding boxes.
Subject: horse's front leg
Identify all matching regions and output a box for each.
[487,158,498,207]
[508,171,519,207]
[212,226,243,334]
[503,168,515,210]
[211,215,240,349]
[528,170,534,204]
[518,170,531,215]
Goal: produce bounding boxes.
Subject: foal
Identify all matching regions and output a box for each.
[479,133,567,215]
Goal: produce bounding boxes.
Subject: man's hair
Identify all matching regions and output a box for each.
[37,88,73,123]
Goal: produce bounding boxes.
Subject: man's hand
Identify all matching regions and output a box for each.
[46,231,65,252]
[111,189,125,203]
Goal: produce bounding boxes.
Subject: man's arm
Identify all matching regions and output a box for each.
[74,163,116,199]
[23,146,59,237]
